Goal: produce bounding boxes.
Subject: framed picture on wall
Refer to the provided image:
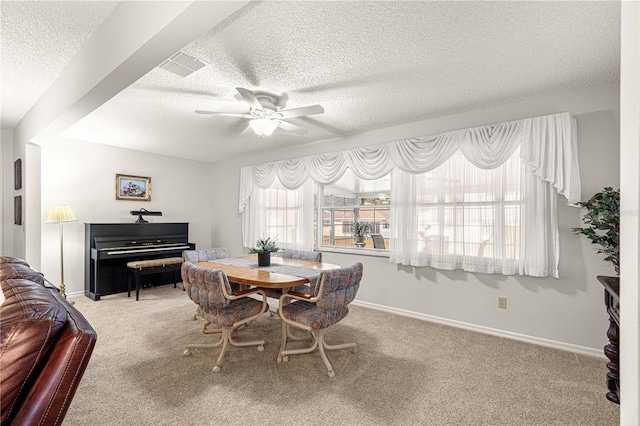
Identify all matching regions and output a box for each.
[14,159,22,190]
[116,174,151,201]
[14,196,22,225]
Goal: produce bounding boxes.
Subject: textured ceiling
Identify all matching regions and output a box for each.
[2,1,620,164]
[1,1,119,129]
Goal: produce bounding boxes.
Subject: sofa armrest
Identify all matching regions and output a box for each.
[1,258,98,426]
[11,289,97,426]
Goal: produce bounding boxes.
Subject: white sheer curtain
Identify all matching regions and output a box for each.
[390,148,559,277]
[242,177,316,251]
[239,112,578,277]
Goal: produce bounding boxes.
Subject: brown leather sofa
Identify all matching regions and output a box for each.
[1,256,97,425]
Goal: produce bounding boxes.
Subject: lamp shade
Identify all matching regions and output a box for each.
[249,118,279,137]
[45,205,77,224]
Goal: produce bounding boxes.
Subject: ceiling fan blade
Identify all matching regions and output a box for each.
[278,120,310,135]
[236,87,264,111]
[195,110,252,118]
[272,104,324,119]
[297,116,345,135]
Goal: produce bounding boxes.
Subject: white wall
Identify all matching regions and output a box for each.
[40,138,214,296]
[25,144,41,269]
[620,2,640,422]
[1,129,23,258]
[210,83,620,355]
[1,129,14,255]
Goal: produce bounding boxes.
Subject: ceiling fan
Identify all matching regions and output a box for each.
[195,87,324,137]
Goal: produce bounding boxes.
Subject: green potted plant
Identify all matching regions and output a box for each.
[250,237,280,266]
[352,221,371,248]
[572,187,620,274]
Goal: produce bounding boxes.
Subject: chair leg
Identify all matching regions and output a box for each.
[228,328,265,349]
[323,337,358,352]
[213,329,230,373]
[210,327,265,373]
[279,328,357,378]
[319,330,358,377]
[278,326,319,362]
[202,321,222,334]
[185,325,266,373]
[317,330,335,377]
[183,333,224,357]
[277,321,288,363]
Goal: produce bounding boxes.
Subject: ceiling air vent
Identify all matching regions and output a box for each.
[158,52,206,77]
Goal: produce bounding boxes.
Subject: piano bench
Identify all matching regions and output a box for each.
[127,257,184,301]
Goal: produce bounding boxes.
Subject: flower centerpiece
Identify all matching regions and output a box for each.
[352,221,371,247]
[250,237,280,266]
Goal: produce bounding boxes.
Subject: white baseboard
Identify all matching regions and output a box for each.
[65,290,85,298]
[351,300,606,359]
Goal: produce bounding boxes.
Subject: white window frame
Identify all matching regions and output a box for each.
[316,183,390,256]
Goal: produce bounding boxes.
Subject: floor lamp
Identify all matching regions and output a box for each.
[46,205,77,300]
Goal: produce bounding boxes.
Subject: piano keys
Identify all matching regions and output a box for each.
[84,223,195,300]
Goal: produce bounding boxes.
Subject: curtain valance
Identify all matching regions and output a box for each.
[239,112,580,213]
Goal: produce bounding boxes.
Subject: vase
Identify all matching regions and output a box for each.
[258,252,271,266]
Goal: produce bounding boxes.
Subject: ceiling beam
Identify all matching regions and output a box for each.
[15,1,249,144]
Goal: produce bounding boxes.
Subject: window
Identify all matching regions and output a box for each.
[248,178,315,251]
[242,112,575,277]
[416,149,522,259]
[392,147,529,274]
[263,180,303,245]
[319,169,390,250]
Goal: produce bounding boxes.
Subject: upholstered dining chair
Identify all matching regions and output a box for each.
[281,249,322,262]
[277,262,363,377]
[181,262,269,373]
[182,247,230,263]
[182,248,238,324]
[181,261,217,335]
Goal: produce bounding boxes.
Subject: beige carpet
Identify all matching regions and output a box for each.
[65,285,619,425]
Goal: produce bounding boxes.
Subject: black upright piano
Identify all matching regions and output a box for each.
[85,223,195,300]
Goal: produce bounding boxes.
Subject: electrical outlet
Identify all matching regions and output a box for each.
[498,297,507,309]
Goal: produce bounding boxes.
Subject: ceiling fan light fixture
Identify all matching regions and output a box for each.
[196,87,322,136]
[249,118,279,137]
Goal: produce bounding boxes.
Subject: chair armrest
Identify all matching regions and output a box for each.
[227,287,268,306]
[279,290,319,304]
[287,291,312,300]
[233,288,260,297]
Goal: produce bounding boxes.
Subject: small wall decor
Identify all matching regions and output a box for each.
[14,159,22,190]
[116,174,151,201]
[14,196,22,225]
